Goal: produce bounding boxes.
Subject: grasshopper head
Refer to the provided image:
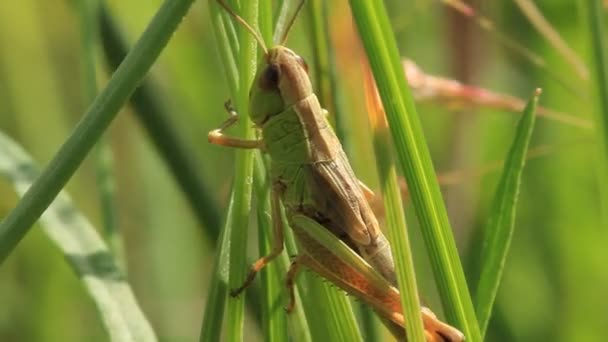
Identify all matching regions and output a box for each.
[249,46,312,125]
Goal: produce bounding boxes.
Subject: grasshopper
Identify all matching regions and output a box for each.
[208,1,464,341]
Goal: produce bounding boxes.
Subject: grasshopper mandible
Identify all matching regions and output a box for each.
[208,1,464,341]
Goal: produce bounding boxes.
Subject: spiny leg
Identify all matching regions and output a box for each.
[230,184,285,297]
[208,100,263,149]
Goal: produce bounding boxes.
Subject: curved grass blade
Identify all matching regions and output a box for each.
[349,1,481,340]
[0,0,196,265]
[0,132,157,342]
[474,89,540,337]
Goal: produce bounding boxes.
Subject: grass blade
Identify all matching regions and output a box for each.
[0,132,157,342]
[207,1,259,341]
[199,195,234,342]
[364,63,426,342]
[0,0,196,265]
[584,0,608,224]
[77,0,123,268]
[305,279,364,342]
[254,156,288,342]
[474,89,539,336]
[98,4,223,242]
[349,0,481,340]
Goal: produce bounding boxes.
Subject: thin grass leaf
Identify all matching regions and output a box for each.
[364,63,426,342]
[254,157,288,342]
[200,194,234,342]
[357,303,383,342]
[306,0,333,127]
[207,1,259,341]
[281,217,314,342]
[253,153,314,341]
[273,0,300,44]
[349,1,481,340]
[584,0,608,225]
[255,3,289,341]
[0,132,157,342]
[302,278,364,342]
[0,0,196,265]
[78,0,123,269]
[259,0,273,45]
[474,89,540,337]
[98,5,223,241]
[306,0,349,145]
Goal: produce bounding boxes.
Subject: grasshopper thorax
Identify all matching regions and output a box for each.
[249,46,312,126]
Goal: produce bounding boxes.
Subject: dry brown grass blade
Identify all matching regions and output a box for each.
[403,59,593,129]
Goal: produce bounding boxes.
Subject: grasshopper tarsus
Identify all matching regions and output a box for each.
[224,99,236,115]
[421,307,466,342]
[207,101,263,149]
[285,255,305,313]
[229,269,256,298]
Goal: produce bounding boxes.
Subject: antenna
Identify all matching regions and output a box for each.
[279,0,305,45]
[217,0,268,55]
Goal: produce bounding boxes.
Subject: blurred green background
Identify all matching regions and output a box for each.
[0,0,606,341]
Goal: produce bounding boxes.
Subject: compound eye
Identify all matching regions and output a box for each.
[259,64,280,90]
[295,55,308,73]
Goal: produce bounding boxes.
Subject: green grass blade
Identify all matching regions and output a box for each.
[306,0,348,145]
[281,217,314,342]
[306,0,331,108]
[208,1,259,341]
[98,4,223,242]
[356,303,382,342]
[254,157,288,342]
[207,1,239,96]
[306,279,364,342]
[256,4,287,341]
[78,0,123,269]
[0,0,196,265]
[272,0,300,44]
[584,0,608,223]
[349,1,481,340]
[259,0,273,45]
[368,90,426,340]
[585,0,608,114]
[0,132,157,342]
[200,195,234,342]
[475,90,539,337]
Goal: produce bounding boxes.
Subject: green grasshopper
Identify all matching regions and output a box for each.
[208,1,464,341]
